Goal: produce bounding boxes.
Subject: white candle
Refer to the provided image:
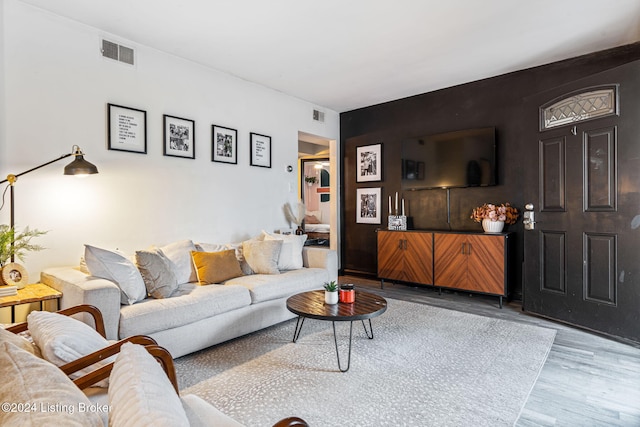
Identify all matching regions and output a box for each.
[389,196,392,214]
[402,199,405,216]
[395,192,398,213]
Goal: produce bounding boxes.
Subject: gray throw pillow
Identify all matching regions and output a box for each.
[135,248,179,299]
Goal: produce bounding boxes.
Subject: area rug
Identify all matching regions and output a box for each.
[178,299,556,426]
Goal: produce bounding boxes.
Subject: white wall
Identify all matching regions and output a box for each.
[0,0,339,276]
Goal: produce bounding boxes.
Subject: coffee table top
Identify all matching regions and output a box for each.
[286,290,387,321]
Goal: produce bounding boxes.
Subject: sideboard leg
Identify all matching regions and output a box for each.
[380,279,384,289]
[499,296,503,309]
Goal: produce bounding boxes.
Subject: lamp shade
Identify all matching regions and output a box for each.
[64,154,98,175]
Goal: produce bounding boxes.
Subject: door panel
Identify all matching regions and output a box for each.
[377,231,403,280]
[434,234,468,288]
[523,60,640,342]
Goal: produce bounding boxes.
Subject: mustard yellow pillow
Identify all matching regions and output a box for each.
[191,250,244,284]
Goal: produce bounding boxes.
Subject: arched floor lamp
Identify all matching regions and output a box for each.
[0,145,98,262]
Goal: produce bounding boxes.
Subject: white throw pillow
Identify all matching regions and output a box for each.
[160,240,198,283]
[84,244,147,305]
[109,343,189,427]
[0,342,103,427]
[242,240,282,274]
[27,311,114,387]
[263,231,307,270]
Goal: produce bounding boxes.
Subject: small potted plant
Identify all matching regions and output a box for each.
[304,176,317,186]
[323,280,338,305]
[0,225,47,288]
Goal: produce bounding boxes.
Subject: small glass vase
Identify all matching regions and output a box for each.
[482,219,505,233]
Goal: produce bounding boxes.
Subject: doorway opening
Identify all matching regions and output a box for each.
[298,131,337,249]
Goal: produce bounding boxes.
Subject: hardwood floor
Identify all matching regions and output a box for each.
[340,275,640,427]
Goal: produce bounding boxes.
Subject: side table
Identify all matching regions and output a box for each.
[0,283,62,323]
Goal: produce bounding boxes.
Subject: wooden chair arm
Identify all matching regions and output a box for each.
[272,417,309,427]
[5,304,106,338]
[69,340,179,393]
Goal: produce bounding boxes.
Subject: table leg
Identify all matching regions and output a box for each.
[292,316,306,343]
[11,306,15,324]
[332,321,354,373]
[361,319,375,339]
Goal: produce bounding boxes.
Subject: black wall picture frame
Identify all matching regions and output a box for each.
[212,125,238,164]
[107,103,147,154]
[250,132,271,168]
[163,115,195,159]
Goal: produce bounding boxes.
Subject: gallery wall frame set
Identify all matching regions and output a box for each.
[107,103,272,167]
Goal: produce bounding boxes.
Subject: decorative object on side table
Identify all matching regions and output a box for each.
[283,200,306,235]
[0,225,47,289]
[388,191,407,230]
[471,203,519,233]
[323,281,338,305]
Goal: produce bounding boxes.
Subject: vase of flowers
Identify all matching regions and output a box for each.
[470,203,518,233]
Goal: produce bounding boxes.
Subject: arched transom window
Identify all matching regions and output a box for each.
[540,86,618,130]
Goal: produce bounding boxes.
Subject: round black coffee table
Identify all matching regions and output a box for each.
[286,289,387,372]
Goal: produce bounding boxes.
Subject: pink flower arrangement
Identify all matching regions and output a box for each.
[471,203,518,225]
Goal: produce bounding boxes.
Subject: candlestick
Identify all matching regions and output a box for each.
[389,196,392,214]
[402,199,405,216]
[395,192,398,213]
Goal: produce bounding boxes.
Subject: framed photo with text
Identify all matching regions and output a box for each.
[212,125,238,164]
[108,103,147,154]
[250,132,271,168]
[356,143,382,182]
[163,115,195,159]
[356,187,381,224]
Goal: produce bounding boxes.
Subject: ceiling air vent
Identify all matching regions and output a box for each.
[313,109,325,123]
[101,39,135,65]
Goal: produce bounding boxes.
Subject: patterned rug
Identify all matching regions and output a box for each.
[177,299,556,426]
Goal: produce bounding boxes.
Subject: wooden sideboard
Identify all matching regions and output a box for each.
[377,230,513,307]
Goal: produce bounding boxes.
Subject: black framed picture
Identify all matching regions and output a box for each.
[356,143,382,182]
[108,103,147,154]
[212,125,237,164]
[250,132,271,168]
[163,115,195,159]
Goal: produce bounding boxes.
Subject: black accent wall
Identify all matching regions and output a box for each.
[340,42,640,300]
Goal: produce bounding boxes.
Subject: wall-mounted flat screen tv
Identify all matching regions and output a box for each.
[401,127,497,190]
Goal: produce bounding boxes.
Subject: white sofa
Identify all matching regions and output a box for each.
[40,240,337,359]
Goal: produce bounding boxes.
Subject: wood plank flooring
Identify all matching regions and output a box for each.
[340,275,640,427]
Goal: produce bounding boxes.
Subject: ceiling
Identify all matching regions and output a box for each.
[17,0,640,113]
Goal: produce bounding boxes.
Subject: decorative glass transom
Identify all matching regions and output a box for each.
[541,87,617,130]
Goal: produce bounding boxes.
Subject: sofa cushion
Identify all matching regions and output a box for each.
[27,310,113,387]
[226,267,329,303]
[109,343,189,427]
[160,240,198,284]
[242,240,282,274]
[136,248,179,298]
[119,283,252,338]
[0,341,103,427]
[191,250,244,284]
[0,326,41,358]
[263,231,307,270]
[84,244,147,305]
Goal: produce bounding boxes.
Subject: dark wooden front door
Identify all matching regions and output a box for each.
[523,61,640,343]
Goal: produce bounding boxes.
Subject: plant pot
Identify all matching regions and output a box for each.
[324,290,338,305]
[482,219,505,233]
